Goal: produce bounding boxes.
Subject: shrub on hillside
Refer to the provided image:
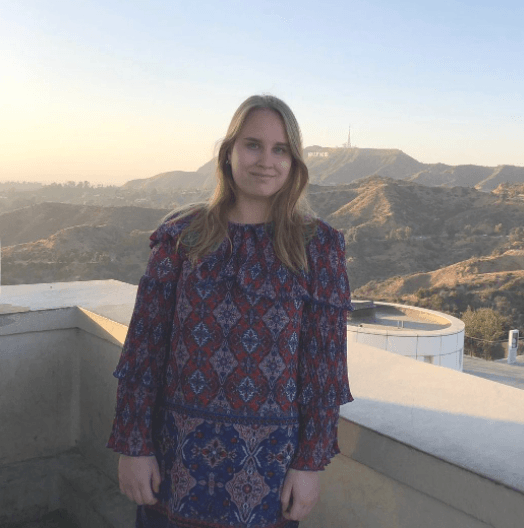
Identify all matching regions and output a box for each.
[462,307,508,360]
[415,288,429,299]
[509,227,524,243]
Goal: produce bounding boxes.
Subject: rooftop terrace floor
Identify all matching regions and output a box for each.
[8,509,78,528]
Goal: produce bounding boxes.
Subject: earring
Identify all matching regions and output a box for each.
[225,159,230,165]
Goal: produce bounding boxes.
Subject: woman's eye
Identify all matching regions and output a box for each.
[247,143,259,149]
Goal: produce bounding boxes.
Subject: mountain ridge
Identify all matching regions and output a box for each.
[3,177,524,287]
[120,147,524,191]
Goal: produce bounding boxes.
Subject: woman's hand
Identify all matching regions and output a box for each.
[281,468,320,521]
[118,454,161,505]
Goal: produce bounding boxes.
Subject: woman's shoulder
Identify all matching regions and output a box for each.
[150,203,206,248]
[300,216,351,309]
[305,216,345,250]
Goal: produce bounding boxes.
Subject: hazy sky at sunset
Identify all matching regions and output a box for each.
[1,0,523,185]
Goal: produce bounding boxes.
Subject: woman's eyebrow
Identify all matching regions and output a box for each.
[243,136,290,147]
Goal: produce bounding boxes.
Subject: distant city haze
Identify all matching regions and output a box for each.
[1,1,523,185]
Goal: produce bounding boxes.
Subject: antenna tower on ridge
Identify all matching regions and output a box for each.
[347,125,351,148]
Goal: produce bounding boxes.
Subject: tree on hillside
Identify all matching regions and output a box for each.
[462,307,508,360]
[509,227,524,243]
[387,226,412,241]
[445,224,458,239]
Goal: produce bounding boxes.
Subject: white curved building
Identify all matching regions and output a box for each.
[348,301,465,371]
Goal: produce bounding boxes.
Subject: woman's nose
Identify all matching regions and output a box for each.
[257,148,272,167]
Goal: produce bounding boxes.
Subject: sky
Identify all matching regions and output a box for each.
[1,0,523,185]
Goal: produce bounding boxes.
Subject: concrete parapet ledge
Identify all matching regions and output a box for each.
[330,343,524,528]
[0,280,138,331]
[1,280,523,528]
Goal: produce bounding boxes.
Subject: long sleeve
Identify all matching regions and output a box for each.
[291,224,354,470]
[106,221,184,456]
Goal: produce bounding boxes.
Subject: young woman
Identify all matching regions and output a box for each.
[107,94,354,527]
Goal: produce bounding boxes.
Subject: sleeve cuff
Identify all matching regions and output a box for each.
[106,383,157,456]
[290,406,342,471]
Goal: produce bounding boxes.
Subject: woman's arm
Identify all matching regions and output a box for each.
[107,220,184,455]
[285,223,353,517]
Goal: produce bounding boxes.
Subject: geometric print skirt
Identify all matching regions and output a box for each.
[137,403,301,528]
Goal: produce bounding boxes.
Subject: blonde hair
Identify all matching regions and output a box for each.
[173,94,316,272]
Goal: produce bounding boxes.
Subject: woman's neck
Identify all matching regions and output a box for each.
[228,201,270,225]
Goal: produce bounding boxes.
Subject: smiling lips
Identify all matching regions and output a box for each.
[251,173,274,177]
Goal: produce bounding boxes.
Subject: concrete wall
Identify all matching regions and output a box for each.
[0,305,125,477]
[302,418,523,528]
[304,450,491,528]
[75,328,123,482]
[1,282,523,528]
[0,305,134,525]
[0,325,79,464]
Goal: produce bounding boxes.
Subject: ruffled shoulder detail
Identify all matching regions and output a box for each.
[144,211,352,312]
[303,219,354,311]
[149,206,204,249]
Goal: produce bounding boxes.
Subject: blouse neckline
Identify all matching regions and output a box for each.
[227,220,273,228]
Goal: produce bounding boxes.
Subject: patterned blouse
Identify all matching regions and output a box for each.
[107,210,354,528]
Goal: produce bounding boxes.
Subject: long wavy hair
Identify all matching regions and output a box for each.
[172,94,315,272]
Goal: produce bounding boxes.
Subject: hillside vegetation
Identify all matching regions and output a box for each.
[0,202,166,246]
[355,250,524,334]
[3,177,524,288]
[309,177,524,288]
[311,178,524,343]
[2,175,524,348]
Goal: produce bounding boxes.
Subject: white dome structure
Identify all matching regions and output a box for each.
[348,301,465,371]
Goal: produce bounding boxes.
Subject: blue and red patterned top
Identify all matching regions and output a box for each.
[107,210,354,527]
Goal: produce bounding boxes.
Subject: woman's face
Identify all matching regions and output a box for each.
[228,108,293,207]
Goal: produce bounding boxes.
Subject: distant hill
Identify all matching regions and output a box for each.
[122,170,211,190]
[122,159,219,191]
[354,250,524,333]
[320,175,524,241]
[1,203,170,285]
[0,202,167,246]
[3,175,524,335]
[303,147,524,190]
[0,181,44,191]
[120,147,524,191]
[2,223,156,285]
[304,176,524,290]
[356,250,524,297]
[304,147,424,185]
[492,182,524,199]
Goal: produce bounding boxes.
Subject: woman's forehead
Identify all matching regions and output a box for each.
[239,108,287,141]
